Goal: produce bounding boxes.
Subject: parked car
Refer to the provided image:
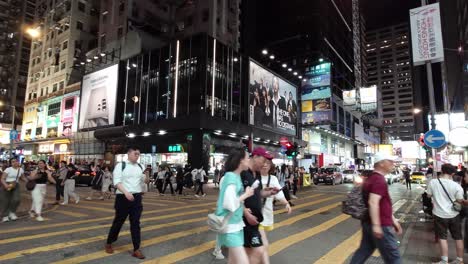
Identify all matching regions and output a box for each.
[314,167,343,185]
[411,171,426,184]
[74,165,94,186]
[342,169,358,183]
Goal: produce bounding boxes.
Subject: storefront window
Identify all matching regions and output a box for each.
[321,135,328,153]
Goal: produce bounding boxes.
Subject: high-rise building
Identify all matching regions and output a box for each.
[0,0,35,134]
[366,23,421,141]
[456,0,468,114]
[19,0,102,161]
[91,0,241,62]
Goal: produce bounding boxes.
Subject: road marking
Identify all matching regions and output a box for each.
[275,195,341,214]
[54,210,88,218]
[68,204,115,213]
[51,226,210,264]
[0,209,209,246]
[313,230,362,264]
[143,241,216,264]
[0,217,209,262]
[0,202,216,235]
[142,200,342,263]
[269,214,351,256]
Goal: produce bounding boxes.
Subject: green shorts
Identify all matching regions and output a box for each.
[218,230,244,248]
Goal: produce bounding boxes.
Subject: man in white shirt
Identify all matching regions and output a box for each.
[192,167,207,197]
[105,147,149,259]
[427,163,466,264]
[0,158,26,222]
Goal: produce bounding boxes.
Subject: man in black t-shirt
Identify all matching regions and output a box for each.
[242,147,280,263]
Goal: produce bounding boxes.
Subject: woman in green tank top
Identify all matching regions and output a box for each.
[215,148,254,263]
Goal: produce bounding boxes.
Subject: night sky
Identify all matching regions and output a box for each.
[363,0,423,30]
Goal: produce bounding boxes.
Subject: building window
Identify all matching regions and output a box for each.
[60,61,66,70]
[100,35,106,49]
[59,81,65,90]
[48,49,52,57]
[36,127,42,137]
[52,83,58,92]
[54,65,59,73]
[119,2,125,15]
[47,67,50,76]
[202,9,209,22]
[62,41,68,50]
[76,21,83,31]
[117,27,123,39]
[78,1,85,12]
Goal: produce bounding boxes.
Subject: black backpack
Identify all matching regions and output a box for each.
[121,162,143,172]
[342,186,369,220]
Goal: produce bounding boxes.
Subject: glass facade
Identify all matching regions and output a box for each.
[117,34,243,126]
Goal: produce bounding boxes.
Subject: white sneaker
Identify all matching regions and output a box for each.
[449,259,463,264]
[36,216,44,222]
[2,216,9,223]
[29,211,36,218]
[60,202,67,205]
[98,196,104,200]
[8,213,18,221]
[194,194,200,198]
[212,250,225,260]
[291,195,298,199]
[75,198,80,204]
[202,194,207,197]
[85,197,92,201]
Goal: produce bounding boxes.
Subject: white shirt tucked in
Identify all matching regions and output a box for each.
[427,177,464,219]
[113,162,145,194]
[3,167,24,182]
[260,175,285,227]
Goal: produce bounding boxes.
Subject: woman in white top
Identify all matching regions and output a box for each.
[259,160,292,264]
[28,160,56,221]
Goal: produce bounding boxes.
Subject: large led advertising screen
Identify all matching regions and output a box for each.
[79,64,119,129]
[301,62,332,124]
[249,60,297,136]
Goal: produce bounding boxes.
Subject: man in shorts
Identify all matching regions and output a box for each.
[427,163,466,264]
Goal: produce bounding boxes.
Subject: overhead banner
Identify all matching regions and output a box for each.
[79,64,119,129]
[410,3,444,65]
[249,60,297,136]
[343,89,357,107]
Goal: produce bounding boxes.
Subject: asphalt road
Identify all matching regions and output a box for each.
[0,181,458,263]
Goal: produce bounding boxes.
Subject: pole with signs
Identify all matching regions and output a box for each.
[410,0,444,177]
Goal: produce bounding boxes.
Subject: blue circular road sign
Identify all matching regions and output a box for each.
[424,129,446,149]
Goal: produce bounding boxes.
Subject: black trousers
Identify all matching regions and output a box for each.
[55,179,64,201]
[106,193,143,251]
[175,181,184,194]
[292,179,298,195]
[162,181,174,194]
[195,180,204,195]
[156,179,164,193]
[405,179,412,190]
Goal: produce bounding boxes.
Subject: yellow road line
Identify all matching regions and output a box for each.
[269,214,351,256]
[54,210,88,218]
[0,217,208,262]
[51,226,210,264]
[143,241,216,264]
[0,209,208,245]
[275,195,341,214]
[313,230,362,264]
[68,204,115,213]
[142,200,341,263]
[0,202,216,235]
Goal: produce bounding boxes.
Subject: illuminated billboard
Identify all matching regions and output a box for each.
[360,85,377,112]
[427,113,468,139]
[343,89,357,107]
[301,62,332,124]
[249,60,297,135]
[79,64,119,129]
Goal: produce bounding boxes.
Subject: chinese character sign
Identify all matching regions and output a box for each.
[410,3,444,65]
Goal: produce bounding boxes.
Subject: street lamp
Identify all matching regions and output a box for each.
[413,108,422,114]
[0,101,17,158]
[25,27,41,39]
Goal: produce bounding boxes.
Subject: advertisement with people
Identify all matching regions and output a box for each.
[79,64,119,129]
[249,60,297,136]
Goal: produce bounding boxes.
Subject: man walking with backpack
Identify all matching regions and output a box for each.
[427,163,465,264]
[105,146,149,259]
[350,153,403,264]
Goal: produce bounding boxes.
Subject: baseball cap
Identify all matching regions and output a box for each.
[373,153,397,164]
[252,147,273,160]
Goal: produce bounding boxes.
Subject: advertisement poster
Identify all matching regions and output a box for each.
[343,89,357,107]
[302,111,331,124]
[360,85,377,112]
[301,86,331,101]
[61,92,79,136]
[410,3,444,65]
[249,60,297,136]
[302,101,313,113]
[79,64,119,129]
[312,98,331,111]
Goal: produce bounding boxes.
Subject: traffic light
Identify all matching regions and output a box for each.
[285,143,298,158]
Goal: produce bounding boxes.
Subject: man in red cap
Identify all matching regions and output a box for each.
[241,147,280,264]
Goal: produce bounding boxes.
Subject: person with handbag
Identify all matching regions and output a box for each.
[27,160,56,222]
[86,165,104,200]
[61,164,80,205]
[0,158,26,223]
[213,148,254,263]
[427,163,466,264]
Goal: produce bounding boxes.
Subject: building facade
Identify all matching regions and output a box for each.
[366,23,421,141]
[0,0,35,146]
